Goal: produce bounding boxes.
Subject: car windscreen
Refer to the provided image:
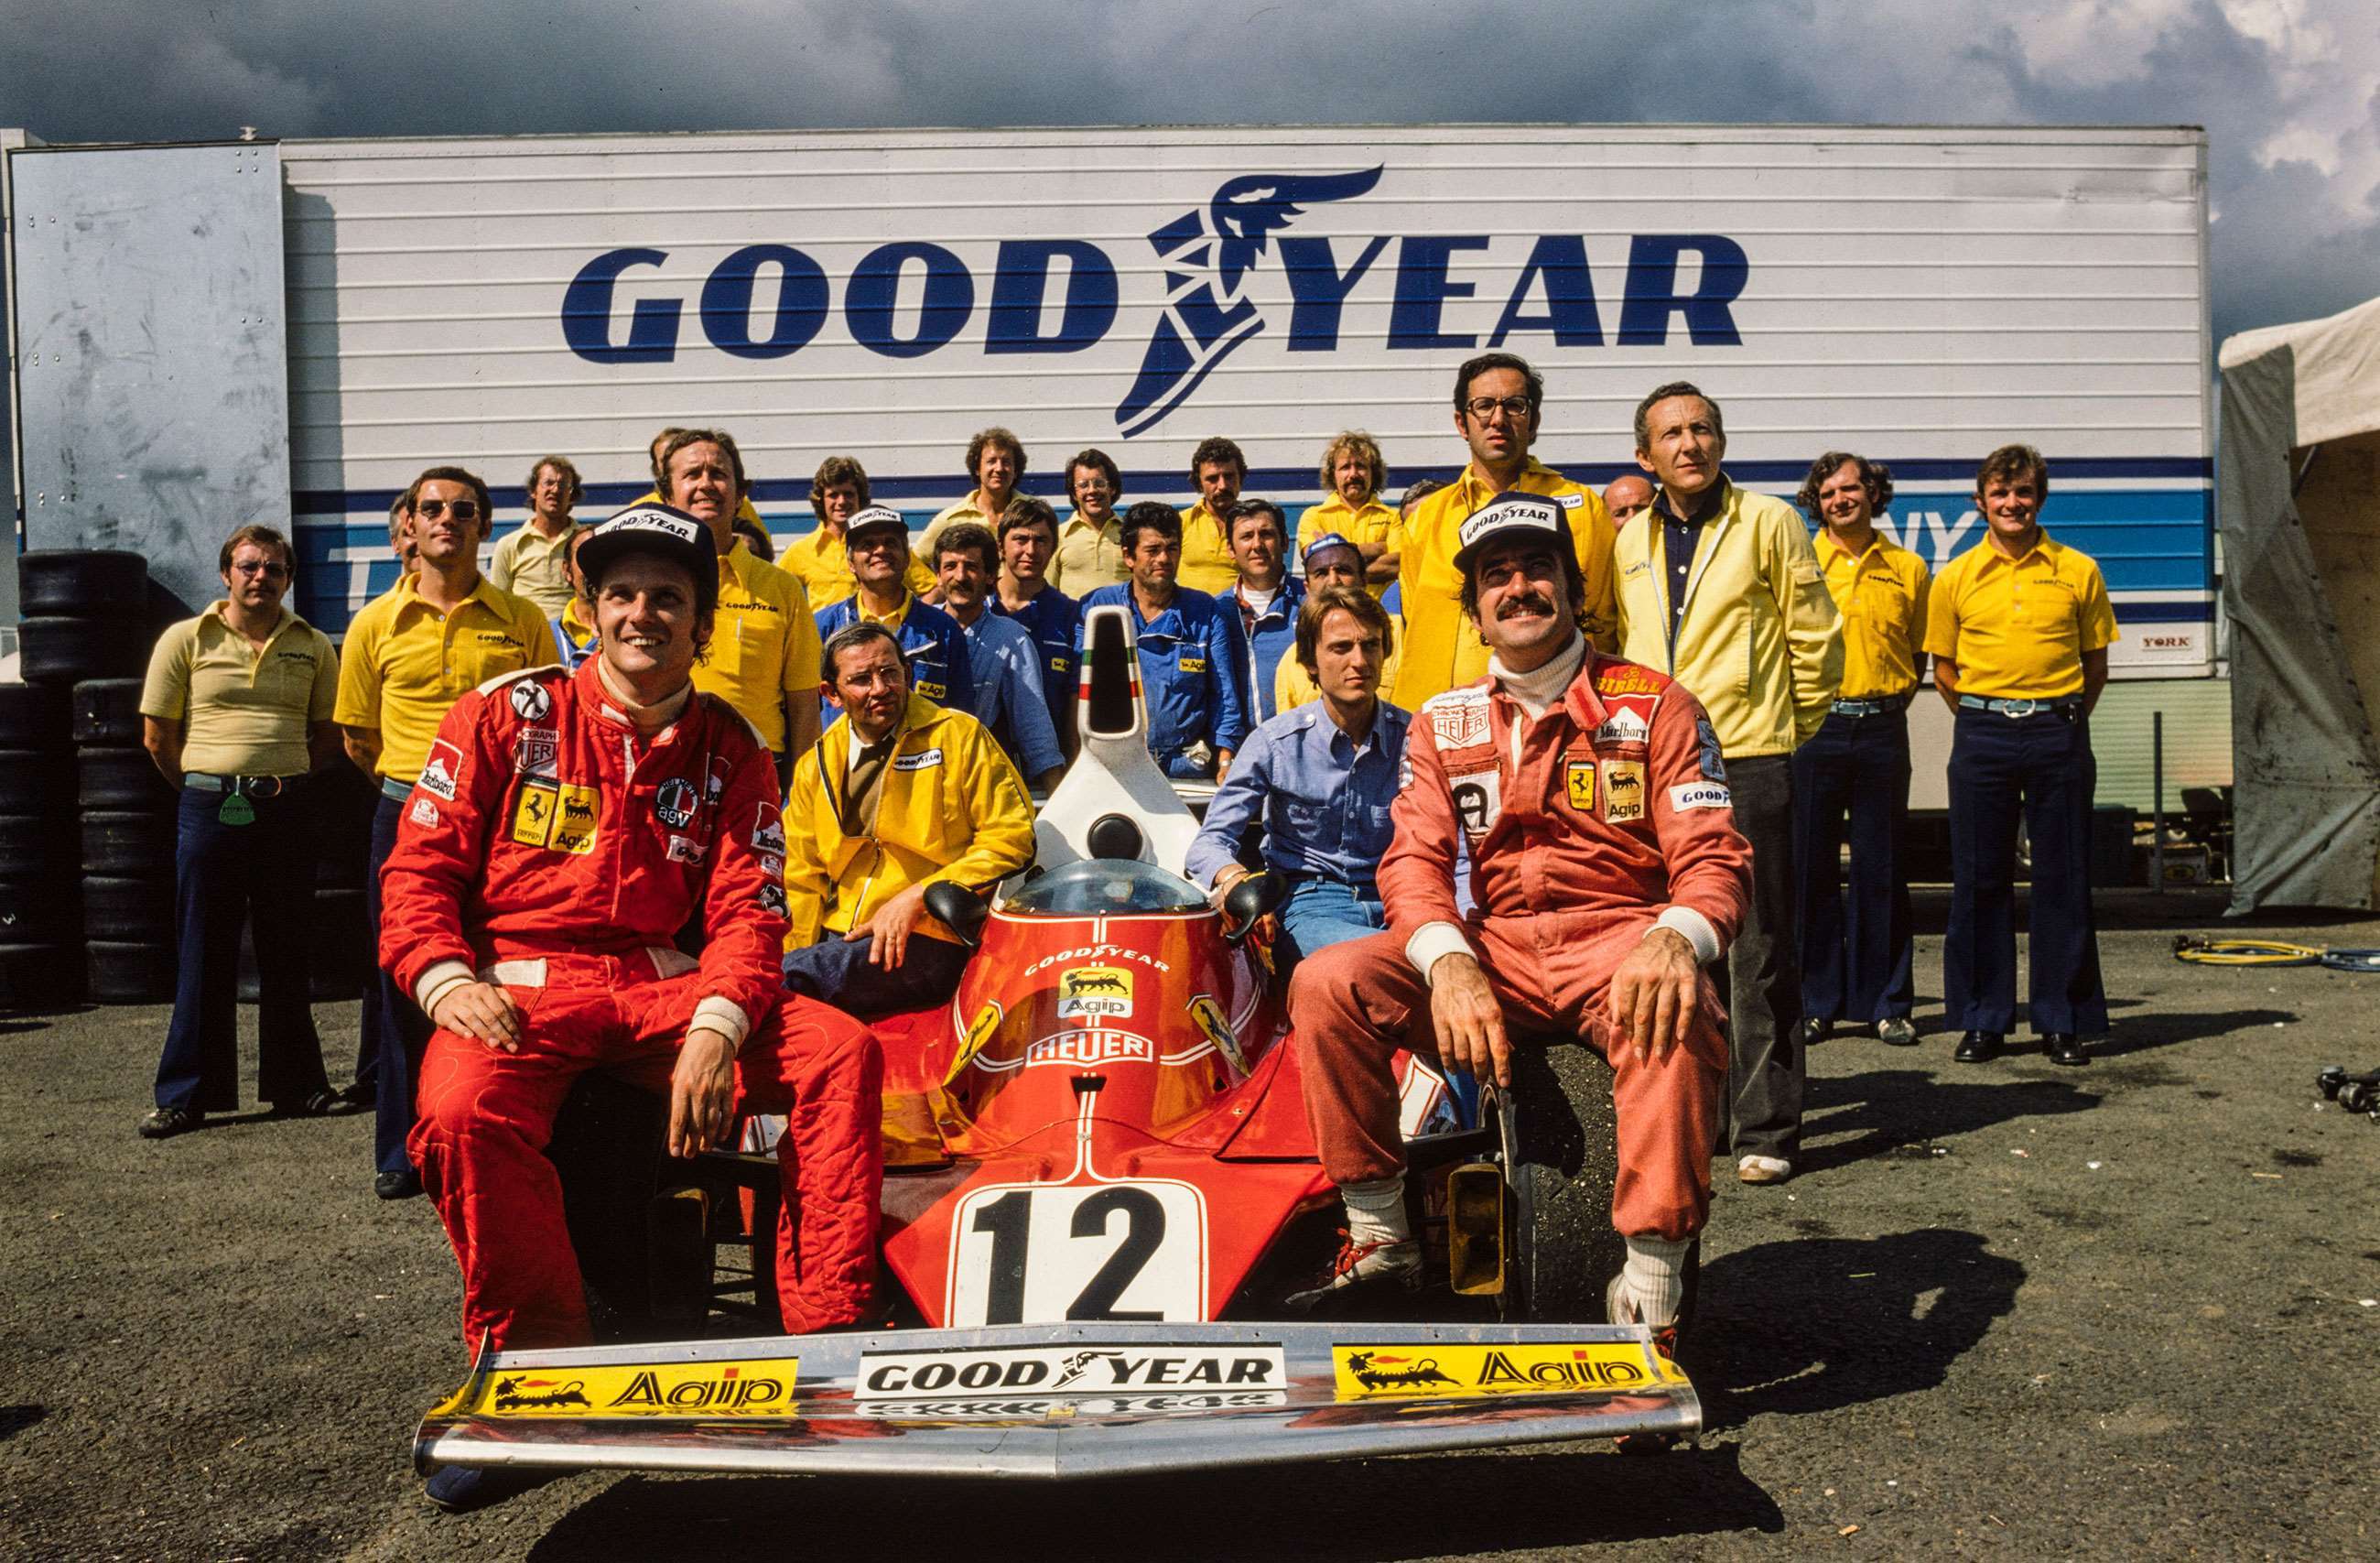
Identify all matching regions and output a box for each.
[1002,859,1211,916]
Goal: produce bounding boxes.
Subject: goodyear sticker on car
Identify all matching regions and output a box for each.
[856,1344,1285,1401]
[449,1355,801,1419]
[1057,964,1133,1019]
[1333,1343,1687,1400]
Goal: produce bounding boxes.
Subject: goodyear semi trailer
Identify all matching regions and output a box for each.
[1,122,2224,822]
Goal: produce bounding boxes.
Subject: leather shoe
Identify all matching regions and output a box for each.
[137,1106,204,1139]
[1799,1017,1830,1047]
[1877,1017,1920,1047]
[1953,1030,2004,1063]
[330,1081,377,1113]
[2042,1032,2089,1067]
[374,1167,424,1200]
[270,1091,341,1119]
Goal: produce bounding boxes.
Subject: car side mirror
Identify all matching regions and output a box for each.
[1220,871,1290,946]
[923,882,990,948]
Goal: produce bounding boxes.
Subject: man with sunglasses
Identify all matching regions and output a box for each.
[335,466,555,1199]
[1390,353,1619,711]
[136,524,344,1139]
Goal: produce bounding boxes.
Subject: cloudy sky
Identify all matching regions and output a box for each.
[1,0,2372,345]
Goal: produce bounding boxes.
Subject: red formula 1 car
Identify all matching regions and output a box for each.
[416,606,1700,1480]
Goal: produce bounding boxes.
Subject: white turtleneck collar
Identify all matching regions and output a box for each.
[1488,632,1585,721]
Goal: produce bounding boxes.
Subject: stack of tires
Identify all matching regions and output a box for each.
[0,681,80,1010]
[75,678,177,1003]
[18,548,176,1005]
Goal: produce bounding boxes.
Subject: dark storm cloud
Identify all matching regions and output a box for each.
[0,0,2371,342]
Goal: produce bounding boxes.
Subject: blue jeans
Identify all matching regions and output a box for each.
[155,785,327,1112]
[1276,876,1386,969]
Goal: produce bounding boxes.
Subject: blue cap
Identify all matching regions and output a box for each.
[1301,531,1361,570]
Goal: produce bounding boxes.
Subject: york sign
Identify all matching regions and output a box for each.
[559,166,1749,437]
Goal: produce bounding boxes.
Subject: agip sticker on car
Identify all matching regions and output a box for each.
[1056,963,1133,1019]
[1333,1343,1687,1400]
[447,1354,801,1419]
[947,1180,1206,1326]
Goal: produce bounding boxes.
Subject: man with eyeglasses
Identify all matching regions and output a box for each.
[135,524,344,1140]
[335,466,555,1199]
[811,505,975,726]
[1390,353,1618,711]
[1050,448,1130,594]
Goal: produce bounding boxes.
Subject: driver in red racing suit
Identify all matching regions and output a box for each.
[1287,494,1752,1332]
[381,508,882,1492]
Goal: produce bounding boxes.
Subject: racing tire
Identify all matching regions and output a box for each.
[77,748,173,810]
[1500,1041,1629,1325]
[70,678,147,748]
[18,616,146,688]
[0,749,74,812]
[0,813,69,874]
[85,939,175,1005]
[0,875,79,945]
[81,875,174,945]
[0,940,81,1011]
[16,549,148,617]
[81,808,177,878]
[0,683,71,750]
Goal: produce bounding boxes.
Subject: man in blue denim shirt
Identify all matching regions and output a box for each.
[932,521,1066,791]
[1187,585,1405,965]
[1078,502,1250,779]
[1223,498,1304,724]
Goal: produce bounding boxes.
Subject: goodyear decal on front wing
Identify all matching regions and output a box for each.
[1333,1343,1687,1400]
[450,1355,801,1418]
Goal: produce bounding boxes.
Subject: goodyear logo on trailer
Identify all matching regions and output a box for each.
[1333,1344,1688,1400]
[442,1355,801,1419]
[560,168,1748,438]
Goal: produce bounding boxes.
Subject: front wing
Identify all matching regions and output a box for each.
[416,1320,1698,1481]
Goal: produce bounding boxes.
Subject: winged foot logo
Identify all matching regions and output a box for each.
[1114,166,1384,436]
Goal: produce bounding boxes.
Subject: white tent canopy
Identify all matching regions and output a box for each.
[2217,293,2380,911]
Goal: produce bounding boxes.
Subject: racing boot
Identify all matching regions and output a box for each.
[424,1462,568,1514]
[1284,1235,1423,1313]
[1606,1237,1689,1456]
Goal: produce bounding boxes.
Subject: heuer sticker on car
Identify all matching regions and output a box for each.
[1334,1343,1686,1400]
[855,1344,1285,1400]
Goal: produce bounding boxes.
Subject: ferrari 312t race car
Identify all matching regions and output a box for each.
[415,605,1702,1481]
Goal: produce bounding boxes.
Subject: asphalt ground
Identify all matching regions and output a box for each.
[3,886,2375,1561]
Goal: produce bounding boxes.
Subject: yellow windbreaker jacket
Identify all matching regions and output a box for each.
[1613,481,1844,758]
[781,694,1036,948]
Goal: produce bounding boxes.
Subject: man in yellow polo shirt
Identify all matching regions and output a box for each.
[1790,451,1930,1052]
[1049,447,1130,594]
[1273,533,1402,712]
[1926,444,2116,1069]
[1297,430,1401,595]
[654,428,823,767]
[1614,380,1843,1189]
[1390,353,1617,710]
[780,622,1035,1015]
[336,465,555,1198]
[778,455,936,610]
[136,523,343,1140]
[1176,435,1248,595]
[488,455,584,617]
[918,426,1025,564]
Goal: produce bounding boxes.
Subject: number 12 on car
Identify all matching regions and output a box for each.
[947,1181,1208,1325]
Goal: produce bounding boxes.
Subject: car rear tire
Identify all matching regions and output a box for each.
[1500,1042,1629,1324]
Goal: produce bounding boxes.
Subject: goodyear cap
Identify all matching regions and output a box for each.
[1452,491,1566,573]
[845,505,909,541]
[576,503,717,592]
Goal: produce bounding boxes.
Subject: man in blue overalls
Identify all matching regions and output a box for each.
[1076,502,1250,779]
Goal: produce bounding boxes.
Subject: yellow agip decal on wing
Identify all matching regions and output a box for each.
[1333,1343,1686,1400]
[454,1355,802,1418]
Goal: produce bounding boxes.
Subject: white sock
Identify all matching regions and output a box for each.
[1617,1235,1689,1326]
[1342,1177,1412,1248]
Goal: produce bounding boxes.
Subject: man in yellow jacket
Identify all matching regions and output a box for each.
[1615,381,1843,1189]
[1390,353,1617,710]
[779,621,1037,1015]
